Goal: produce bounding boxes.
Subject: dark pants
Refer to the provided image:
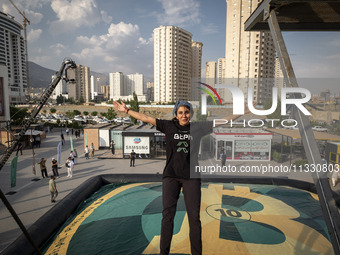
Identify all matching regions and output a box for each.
[41,168,48,178]
[130,158,135,166]
[160,177,202,255]
[52,167,59,177]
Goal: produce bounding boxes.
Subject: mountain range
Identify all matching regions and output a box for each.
[28,61,109,88]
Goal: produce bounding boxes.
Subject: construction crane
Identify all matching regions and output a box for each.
[8,0,31,102]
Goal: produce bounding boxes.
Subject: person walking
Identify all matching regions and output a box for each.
[35,135,41,148]
[66,157,74,178]
[38,158,48,178]
[73,149,78,164]
[51,158,59,177]
[16,142,23,156]
[130,150,136,167]
[110,140,115,155]
[49,176,58,203]
[60,133,65,145]
[85,145,90,160]
[90,143,95,158]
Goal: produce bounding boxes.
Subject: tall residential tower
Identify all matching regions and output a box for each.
[225,0,276,104]
[154,26,202,103]
[0,12,27,104]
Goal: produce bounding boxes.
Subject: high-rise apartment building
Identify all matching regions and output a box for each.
[109,72,124,99]
[0,12,27,104]
[67,65,91,102]
[146,82,154,102]
[101,85,110,100]
[191,42,203,101]
[51,74,66,99]
[225,0,276,104]
[109,72,144,100]
[127,73,144,96]
[274,56,285,94]
[154,26,201,103]
[205,61,216,84]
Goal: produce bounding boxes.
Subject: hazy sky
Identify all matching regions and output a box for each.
[1,0,340,93]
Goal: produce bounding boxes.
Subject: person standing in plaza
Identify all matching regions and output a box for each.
[16,142,23,156]
[60,133,65,145]
[36,135,41,148]
[130,150,136,167]
[110,140,115,155]
[85,145,90,159]
[66,157,74,178]
[38,158,48,178]
[49,176,58,203]
[73,149,78,164]
[90,143,95,158]
[51,158,59,177]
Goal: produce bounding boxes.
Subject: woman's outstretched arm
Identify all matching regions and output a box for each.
[113,101,157,126]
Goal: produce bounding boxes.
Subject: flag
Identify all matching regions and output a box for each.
[70,136,73,151]
[11,156,18,188]
[57,142,62,164]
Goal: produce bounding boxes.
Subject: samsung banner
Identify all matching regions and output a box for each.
[124,137,150,154]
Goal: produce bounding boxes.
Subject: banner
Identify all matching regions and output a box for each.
[11,156,18,187]
[124,137,150,154]
[70,136,73,151]
[57,142,62,164]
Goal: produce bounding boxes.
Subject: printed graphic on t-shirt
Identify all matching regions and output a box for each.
[177,141,189,153]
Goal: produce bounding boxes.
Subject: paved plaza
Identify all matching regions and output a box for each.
[0,130,338,253]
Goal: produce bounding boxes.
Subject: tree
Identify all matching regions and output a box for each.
[43,109,47,114]
[65,110,75,119]
[73,109,81,116]
[106,107,117,120]
[91,111,98,117]
[79,96,85,104]
[130,92,140,124]
[50,108,57,114]
[83,111,89,116]
[10,106,28,125]
[56,94,64,104]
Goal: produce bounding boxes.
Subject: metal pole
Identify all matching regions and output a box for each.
[0,189,42,255]
[267,10,340,254]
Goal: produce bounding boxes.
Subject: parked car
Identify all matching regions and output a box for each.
[312,126,328,132]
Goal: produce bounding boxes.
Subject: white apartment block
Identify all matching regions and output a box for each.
[154,25,194,103]
[109,72,124,99]
[217,58,227,99]
[225,0,276,105]
[127,73,144,96]
[205,61,216,85]
[0,12,27,104]
[51,74,66,99]
[109,72,144,100]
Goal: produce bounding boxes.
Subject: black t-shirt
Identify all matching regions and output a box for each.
[156,119,212,179]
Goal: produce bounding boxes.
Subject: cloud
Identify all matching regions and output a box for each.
[72,22,153,75]
[101,10,112,24]
[156,0,200,27]
[325,54,340,60]
[329,39,340,47]
[49,43,67,56]
[27,29,42,42]
[49,0,102,33]
[25,10,43,24]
